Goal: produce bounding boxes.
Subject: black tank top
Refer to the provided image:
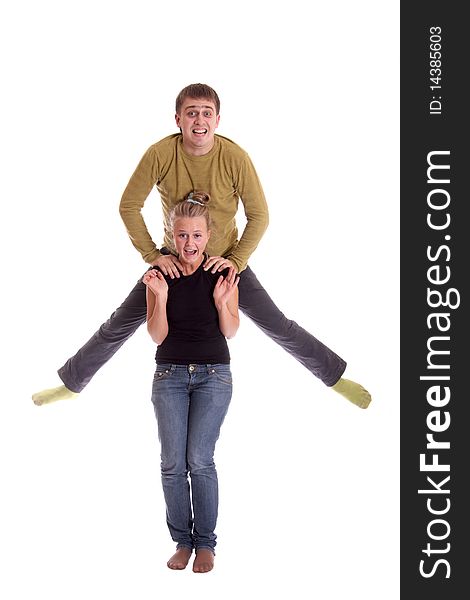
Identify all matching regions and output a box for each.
[155,262,230,364]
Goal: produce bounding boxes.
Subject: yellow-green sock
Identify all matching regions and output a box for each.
[331,378,372,409]
[32,385,79,406]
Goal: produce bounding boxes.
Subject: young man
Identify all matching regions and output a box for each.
[33,83,371,409]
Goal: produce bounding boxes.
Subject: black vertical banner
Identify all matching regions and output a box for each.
[401,3,468,598]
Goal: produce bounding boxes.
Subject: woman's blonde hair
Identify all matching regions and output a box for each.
[169,191,211,230]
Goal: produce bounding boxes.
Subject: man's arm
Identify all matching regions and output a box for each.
[119,145,162,264]
[226,154,269,271]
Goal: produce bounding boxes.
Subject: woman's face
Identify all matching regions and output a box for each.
[172,216,210,267]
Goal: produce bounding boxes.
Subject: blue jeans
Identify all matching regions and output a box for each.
[151,363,232,553]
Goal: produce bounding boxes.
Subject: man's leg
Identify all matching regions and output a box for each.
[32,276,148,405]
[238,266,346,386]
[237,267,371,408]
[57,277,147,392]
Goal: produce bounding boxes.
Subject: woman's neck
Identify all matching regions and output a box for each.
[180,254,204,276]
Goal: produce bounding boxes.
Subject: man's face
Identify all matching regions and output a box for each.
[175,97,220,156]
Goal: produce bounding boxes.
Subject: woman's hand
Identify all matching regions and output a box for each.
[213,267,240,339]
[143,269,169,345]
[213,267,239,307]
[142,269,168,297]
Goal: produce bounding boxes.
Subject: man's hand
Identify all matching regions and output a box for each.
[150,254,183,279]
[142,269,169,297]
[203,256,237,274]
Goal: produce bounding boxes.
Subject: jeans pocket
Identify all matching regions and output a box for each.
[154,364,174,382]
[208,365,232,386]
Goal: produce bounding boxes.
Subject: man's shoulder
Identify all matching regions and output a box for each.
[215,134,248,158]
[149,133,181,152]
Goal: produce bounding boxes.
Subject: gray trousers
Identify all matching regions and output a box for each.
[58,266,346,392]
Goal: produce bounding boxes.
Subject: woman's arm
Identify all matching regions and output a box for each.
[142,270,169,344]
[213,268,240,339]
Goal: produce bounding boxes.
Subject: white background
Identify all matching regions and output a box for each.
[1,1,399,598]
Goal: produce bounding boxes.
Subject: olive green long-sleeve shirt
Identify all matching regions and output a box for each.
[119,134,269,272]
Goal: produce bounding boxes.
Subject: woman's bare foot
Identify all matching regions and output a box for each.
[167,547,192,570]
[193,548,214,573]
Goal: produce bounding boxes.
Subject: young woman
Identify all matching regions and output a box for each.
[142,191,239,573]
